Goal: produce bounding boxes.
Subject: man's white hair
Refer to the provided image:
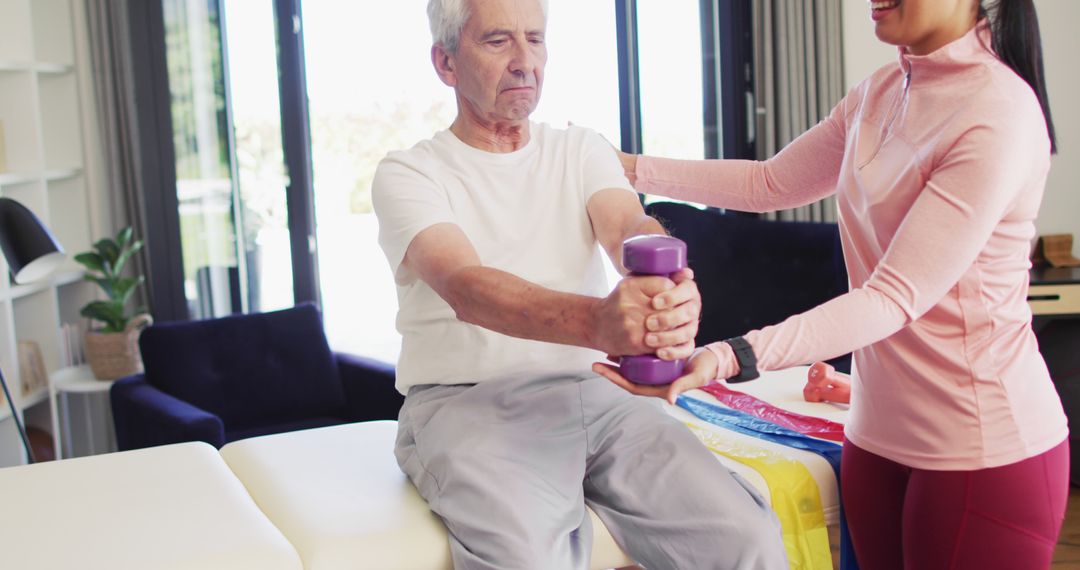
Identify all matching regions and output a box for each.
[427,0,549,53]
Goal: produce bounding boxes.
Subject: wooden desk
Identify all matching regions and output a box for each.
[1030,266,1080,315]
[1029,265,1080,333]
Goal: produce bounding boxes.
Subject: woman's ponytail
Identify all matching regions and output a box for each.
[980,0,1057,153]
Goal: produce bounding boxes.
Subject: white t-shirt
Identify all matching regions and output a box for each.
[372,123,635,393]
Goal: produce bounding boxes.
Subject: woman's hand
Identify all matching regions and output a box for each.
[643,267,700,361]
[617,150,639,187]
[593,346,720,405]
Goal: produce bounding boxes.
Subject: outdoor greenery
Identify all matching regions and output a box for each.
[73,227,146,333]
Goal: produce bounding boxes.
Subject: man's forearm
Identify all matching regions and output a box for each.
[443,265,603,349]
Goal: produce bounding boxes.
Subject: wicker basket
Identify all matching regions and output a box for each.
[84,314,153,380]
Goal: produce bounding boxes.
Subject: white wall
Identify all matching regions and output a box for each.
[840,1,1080,252]
[1033,0,1080,240]
[840,2,896,90]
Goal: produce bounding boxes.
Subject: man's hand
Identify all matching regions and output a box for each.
[591,274,675,357]
[591,268,701,360]
[593,347,719,405]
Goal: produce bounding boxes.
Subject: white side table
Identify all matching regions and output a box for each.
[48,365,118,460]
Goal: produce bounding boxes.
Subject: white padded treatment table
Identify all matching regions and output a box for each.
[0,442,302,570]
[0,365,846,569]
[220,420,635,569]
[217,365,846,568]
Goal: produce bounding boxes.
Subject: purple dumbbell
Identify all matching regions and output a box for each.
[619,234,688,385]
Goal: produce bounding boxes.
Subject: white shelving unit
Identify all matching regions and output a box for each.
[0,0,104,467]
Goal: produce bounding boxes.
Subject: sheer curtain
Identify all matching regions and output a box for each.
[752,0,845,223]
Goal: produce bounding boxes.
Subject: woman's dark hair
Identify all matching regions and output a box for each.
[980,0,1057,153]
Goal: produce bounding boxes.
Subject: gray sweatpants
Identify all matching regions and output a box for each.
[395,373,787,570]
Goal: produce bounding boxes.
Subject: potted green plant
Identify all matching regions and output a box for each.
[74,227,153,380]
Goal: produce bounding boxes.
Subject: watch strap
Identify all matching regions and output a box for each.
[722,336,760,383]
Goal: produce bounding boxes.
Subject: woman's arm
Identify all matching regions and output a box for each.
[597,107,1048,401]
[626,99,850,212]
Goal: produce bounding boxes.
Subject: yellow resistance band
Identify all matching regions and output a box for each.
[685,421,832,570]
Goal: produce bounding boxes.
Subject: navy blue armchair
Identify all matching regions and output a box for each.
[111,303,404,450]
[646,202,851,372]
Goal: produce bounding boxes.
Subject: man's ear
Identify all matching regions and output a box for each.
[431,44,458,87]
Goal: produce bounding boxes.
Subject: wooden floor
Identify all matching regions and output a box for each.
[823,485,1080,569]
[1053,485,1080,568]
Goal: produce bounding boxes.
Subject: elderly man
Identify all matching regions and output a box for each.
[371,0,785,567]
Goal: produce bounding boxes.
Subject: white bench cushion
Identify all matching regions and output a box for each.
[0,442,301,570]
[220,420,635,570]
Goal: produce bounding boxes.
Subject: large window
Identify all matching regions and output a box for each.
[301,0,454,362]
[162,0,242,319]
[533,1,621,144]
[151,0,747,363]
[301,0,626,363]
[638,0,705,160]
[221,0,294,314]
[162,0,297,319]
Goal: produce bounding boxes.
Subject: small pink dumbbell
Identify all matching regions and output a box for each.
[803,361,851,404]
[619,235,688,385]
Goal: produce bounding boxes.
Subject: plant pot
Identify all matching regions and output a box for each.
[84,314,153,380]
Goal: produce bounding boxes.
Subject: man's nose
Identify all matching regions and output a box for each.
[507,40,537,76]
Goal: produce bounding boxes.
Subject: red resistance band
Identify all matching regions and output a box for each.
[698,383,846,443]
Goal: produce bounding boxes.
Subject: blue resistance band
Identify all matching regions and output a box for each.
[677,395,859,570]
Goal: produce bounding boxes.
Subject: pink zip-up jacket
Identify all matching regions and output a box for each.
[636,24,1067,470]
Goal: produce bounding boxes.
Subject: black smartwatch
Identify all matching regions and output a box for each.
[722,336,760,383]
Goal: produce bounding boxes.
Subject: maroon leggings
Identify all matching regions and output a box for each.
[841,438,1069,570]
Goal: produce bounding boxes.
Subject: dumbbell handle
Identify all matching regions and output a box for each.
[619,235,688,385]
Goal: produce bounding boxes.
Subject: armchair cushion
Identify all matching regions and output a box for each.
[139,303,346,432]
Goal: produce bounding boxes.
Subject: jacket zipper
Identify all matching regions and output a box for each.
[860,67,912,168]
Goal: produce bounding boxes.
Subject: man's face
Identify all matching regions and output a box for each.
[443,0,547,124]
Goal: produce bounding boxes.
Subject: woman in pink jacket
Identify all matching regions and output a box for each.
[596,0,1068,567]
